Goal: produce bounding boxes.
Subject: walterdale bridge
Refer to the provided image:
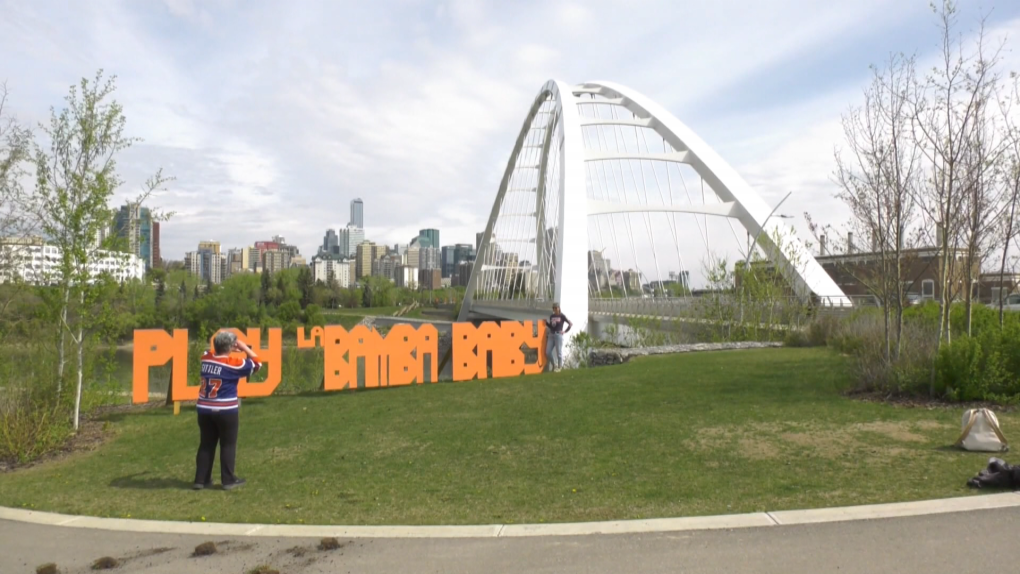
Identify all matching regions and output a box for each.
[457,80,852,340]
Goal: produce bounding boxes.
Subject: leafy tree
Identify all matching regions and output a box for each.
[297,266,314,308]
[260,267,271,307]
[31,70,170,430]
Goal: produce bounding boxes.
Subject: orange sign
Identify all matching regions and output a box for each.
[132,321,547,404]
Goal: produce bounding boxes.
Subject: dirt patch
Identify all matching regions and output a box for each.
[737,437,781,460]
[779,431,859,457]
[914,420,951,430]
[0,403,161,473]
[854,421,927,443]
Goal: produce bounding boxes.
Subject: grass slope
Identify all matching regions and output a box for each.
[0,348,1005,525]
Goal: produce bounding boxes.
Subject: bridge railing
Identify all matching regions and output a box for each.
[588,294,862,328]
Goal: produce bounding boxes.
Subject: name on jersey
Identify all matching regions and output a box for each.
[201,363,225,376]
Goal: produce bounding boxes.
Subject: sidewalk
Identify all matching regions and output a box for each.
[4,505,1020,573]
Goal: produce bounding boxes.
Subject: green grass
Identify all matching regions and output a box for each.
[0,348,1006,525]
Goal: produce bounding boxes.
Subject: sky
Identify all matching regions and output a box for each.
[3,0,1020,287]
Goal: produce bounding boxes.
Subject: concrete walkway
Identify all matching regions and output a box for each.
[3,494,1020,573]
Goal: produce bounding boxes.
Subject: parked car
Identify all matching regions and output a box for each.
[1000,294,1020,312]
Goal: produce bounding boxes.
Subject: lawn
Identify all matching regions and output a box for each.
[0,348,1006,526]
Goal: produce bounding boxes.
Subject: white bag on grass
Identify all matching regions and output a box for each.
[956,408,1009,453]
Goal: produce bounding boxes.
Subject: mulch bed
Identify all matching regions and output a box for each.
[847,390,1018,413]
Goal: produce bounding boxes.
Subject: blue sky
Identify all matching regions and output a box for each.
[3,0,1020,284]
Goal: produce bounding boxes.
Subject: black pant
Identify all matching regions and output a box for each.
[195,411,239,485]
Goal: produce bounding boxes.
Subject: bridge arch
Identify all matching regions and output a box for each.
[459,80,850,355]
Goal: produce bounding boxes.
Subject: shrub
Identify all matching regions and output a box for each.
[935,324,1020,402]
[827,311,936,395]
[783,329,810,347]
[806,314,840,347]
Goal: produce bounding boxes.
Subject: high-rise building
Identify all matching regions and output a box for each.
[456,261,474,288]
[151,221,161,268]
[420,246,440,271]
[476,232,483,251]
[350,198,364,228]
[418,268,442,291]
[405,245,420,268]
[395,265,417,289]
[113,202,154,270]
[454,243,475,267]
[372,253,401,281]
[322,229,339,256]
[355,241,381,280]
[227,248,245,277]
[312,256,351,287]
[187,249,222,284]
[338,225,364,258]
[419,229,439,251]
[441,246,456,278]
[588,250,611,291]
[262,249,290,274]
[198,240,221,256]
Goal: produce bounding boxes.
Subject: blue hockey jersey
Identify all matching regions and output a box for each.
[197,352,261,414]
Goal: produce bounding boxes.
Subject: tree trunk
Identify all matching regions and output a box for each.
[73,330,84,431]
[998,181,1017,328]
[56,286,70,399]
[73,291,85,432]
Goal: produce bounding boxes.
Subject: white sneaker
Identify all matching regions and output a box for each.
[554,366,562,373]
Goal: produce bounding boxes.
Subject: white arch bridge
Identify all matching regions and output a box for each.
[458,80,851,338]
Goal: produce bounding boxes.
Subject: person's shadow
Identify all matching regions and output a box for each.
[109,472,192,490]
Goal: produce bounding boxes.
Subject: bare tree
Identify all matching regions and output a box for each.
[910,1,1000,355]
[954,24,1009,336]
[995,78,1020,325]
[832,54,921,363]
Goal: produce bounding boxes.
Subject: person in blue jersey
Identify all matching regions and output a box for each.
[193,330,261,491]
[545,302,573,372]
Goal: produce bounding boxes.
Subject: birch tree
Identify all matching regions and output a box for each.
[33,70,170,430]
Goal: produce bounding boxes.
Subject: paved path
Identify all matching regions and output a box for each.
[4,505,1020,573]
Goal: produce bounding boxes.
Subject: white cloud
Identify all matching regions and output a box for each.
[1,0,1019,290]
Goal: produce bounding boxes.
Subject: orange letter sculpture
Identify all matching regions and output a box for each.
[132,329,189,404]
[208,328,283,397]
[384,324,439,386]
[452,321,546,381]
[319,324,439,390]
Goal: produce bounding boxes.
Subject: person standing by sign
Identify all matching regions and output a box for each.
[193,330,261,491]
[545,302,573,372]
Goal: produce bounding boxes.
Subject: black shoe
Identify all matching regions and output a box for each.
[222,478,246,491]
[192,481,214,490]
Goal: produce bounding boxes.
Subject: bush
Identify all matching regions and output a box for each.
[0,343,71,464]
[827,311,936,395]
[1,340,125,465]
[806,314,840,347]
[783,329,810,347]
[935,324,1020,402]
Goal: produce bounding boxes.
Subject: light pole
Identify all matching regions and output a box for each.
[739,191,794,327]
